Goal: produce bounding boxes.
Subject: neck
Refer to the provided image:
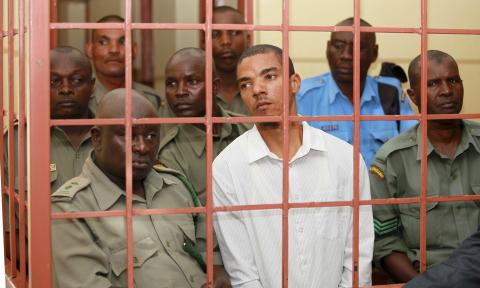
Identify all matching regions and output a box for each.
[336,79,366,103]
[427,119,463,159]
[216,69,238,104]
[59,125,92,149]
[257,121,303,161]
[96,72,125,91]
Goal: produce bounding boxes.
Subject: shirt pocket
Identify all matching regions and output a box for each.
[398,202,439,247]
[109,236,159,278]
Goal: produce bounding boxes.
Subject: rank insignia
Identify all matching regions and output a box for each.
[370,165,384,180]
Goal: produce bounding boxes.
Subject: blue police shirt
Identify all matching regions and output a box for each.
[296,72,417,167]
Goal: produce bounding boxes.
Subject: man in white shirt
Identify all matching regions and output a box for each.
[213,44,374,287]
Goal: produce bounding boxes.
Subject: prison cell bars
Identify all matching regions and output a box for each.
[8,0,480,287]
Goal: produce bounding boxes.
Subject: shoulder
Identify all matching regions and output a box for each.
[222,109,251,133]
[133,82,161,98]
[51,176,91,201]
[464,120,480,137]
[374,124,418,162]
[159,125,180,150]
[297,72,330,97]
[214,130,250,165]
[373,75,402,89]
[151,164,200,206]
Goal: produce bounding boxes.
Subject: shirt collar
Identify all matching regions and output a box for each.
[83,153,173,210]
[415,121,480,160]
[247,122,327,164]
[327,74,378,105]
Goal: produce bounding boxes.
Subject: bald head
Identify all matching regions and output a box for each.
[408,50,457,88]
[96,88,158,119]
[165,47,208,73]
[51,46,92,77]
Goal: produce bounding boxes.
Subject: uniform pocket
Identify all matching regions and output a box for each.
[110,237,159,277]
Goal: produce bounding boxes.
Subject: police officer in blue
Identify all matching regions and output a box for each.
[296,17,416,167]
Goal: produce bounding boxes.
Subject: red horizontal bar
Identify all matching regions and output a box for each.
[51,210,125,219]
[49,22,124,30]
[428,28,480,35]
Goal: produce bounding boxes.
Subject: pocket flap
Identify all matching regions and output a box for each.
[399,202,438,218]
[110,237,159,277]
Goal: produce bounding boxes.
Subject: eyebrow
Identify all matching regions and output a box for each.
[237,66,279,83]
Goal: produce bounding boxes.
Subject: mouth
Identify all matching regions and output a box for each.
[255,100,272,111]
[105,58,123,64]
[132,160,150,170]
[439,101,458,111]
[58,100,77,108]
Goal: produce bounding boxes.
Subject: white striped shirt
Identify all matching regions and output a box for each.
[213,122,373,288]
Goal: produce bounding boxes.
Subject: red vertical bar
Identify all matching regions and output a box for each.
[124,0,135,286]
[0,0,5,263]
[242,0,254,45]
[352,1,361,287]
[204,0,215,286]
[18,0,27,284]
[50,0,58,47]
[281,0,290,287]
[7,0,17,277]
[419,0,429,274]
[140,0,154,87]
[29,0,52,286]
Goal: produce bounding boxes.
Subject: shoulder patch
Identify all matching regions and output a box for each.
[52,176,91,199]
[370,165,385,181]
[153,162,183,177]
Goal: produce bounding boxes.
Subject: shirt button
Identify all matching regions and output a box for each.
[166,241,171,247]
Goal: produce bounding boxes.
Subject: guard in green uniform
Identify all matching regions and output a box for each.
[371,50,480,283]
[210,6,250,115]
[159,48,249,205]
[85,14,171,120]
[52,89,231,288]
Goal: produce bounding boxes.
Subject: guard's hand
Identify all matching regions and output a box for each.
[201,265,232,288]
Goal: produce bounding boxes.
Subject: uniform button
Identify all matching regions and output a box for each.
[166,241,171,247]
[189,275,195,283]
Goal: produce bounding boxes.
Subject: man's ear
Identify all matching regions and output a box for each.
[290,73,301,95]
[91,126,101,149]
[406,88,419,108]
[85,41,93,59]
[372,44,379,63]
[132,42,138,60]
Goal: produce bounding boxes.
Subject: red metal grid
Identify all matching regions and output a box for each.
[2,0,479,287]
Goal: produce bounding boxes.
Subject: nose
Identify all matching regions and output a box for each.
[252,80,266,98]
[340,45,353,60]
[109,41,120,54]
[438,81,453,96]
[220,31,232,46]
[175,81,188,97]
[133,136,147,154]
[59,78,72,95]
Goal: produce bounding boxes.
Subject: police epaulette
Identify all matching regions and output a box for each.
[52,176,91,199]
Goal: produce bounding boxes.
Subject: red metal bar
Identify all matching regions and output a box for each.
[281,0,291,287]
[419,0,429,274]
[50,0,58,47]
[140,0,154,86]
[0,0,6,266]
[204,0,215,286]
[7,0,17,277]
[29,0,52,286]
[352,1,361,286]
[18,0,27,283]
[124,0,135,286]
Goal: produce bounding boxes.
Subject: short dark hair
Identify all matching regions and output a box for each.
[51,46,92,76]
[334,17,376,44]
[238,44,295,76]
[408,50,456,88]
[213,5,242,15]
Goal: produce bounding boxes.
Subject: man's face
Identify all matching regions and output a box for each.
[409,58,463,115]
[237,52,300,117]
[94,123,160,182]
[50,53,94,119]
[326,31,378,84]
[86,28,136,78]
[165,56,207,117]
[212,11,248,73]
